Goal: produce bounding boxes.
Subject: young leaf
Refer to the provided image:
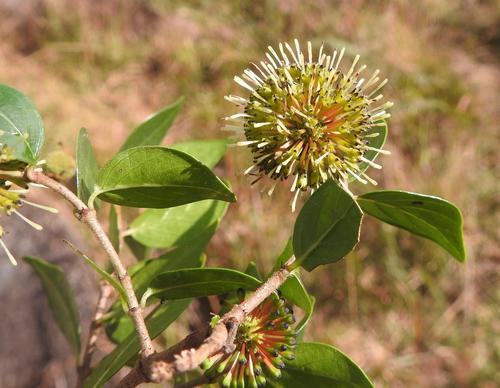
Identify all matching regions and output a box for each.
[91,146,235,208]
[23,256,80,357]
[147,268,261,301]
[119,97,184,151]
[169,139,228,169]
[357,190,466,261]
[270,342,374,388]
[63,240,128,306]
[0,83,44,165]
[76,128,100,206]
[293,180,363,271]
[83,299,190,387]
[128,199,228,248]
[108,205,120,253]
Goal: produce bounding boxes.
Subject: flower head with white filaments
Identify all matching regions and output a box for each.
[0,147,58,265]
[225,40,392,210]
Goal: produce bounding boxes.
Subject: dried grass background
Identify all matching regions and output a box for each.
[0,0,498,387]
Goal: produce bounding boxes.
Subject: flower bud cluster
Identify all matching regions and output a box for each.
[201,294,296,387]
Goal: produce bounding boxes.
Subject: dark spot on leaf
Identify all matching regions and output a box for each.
[411,201,424,205]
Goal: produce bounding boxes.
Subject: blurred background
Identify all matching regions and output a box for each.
[0,0,498,387]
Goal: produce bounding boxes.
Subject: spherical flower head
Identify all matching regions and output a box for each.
[201,293,296,387]
[225,40,392,209]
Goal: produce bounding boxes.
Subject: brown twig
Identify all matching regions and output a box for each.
[24,169,155,360]
[118,257,295,387]
[77,281,114,387]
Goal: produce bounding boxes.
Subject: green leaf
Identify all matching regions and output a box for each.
[124,235,151,261]
[128,199,228,248]
[109,205,120,253]
[169,139,228,169]
[23,256,80,357]
[148,268,261,301]
[63,240,128,307]
[270,342,374,388]
[84,299,190,387]
[76,128,100,206]
[353,120,387,179]
[357,190,466,261]
[0,83,44,165]
[120,97,184,151]
[244,261,262,280]
[279,274,314,332]
[92,146,236,208]
[293,180,363,271]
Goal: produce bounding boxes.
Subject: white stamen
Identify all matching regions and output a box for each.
[346,54,360,78]
[236,140,259,146]
[317,43,324,63]
[285,42,299,65]
[361,171,378,185]
[366,146,391,155]
[368,78,388,97]
[291,189,301,212]
[307,41,313,64]
[267,183,277,196]
[279,43,290,65]
[290,174,299,192]
[359,156,382,169]
[244,165,256,175]
[13,210,43,230]
[346,167,368,184]
[22,200,59,213]
[334,47,345,71]
[268,46,283,66]
[234,76,256,93]
[0,239,16,265]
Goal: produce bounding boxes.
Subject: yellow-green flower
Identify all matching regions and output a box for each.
[201,293,296,387]
[225,40,392,210]
[0,174,58,265]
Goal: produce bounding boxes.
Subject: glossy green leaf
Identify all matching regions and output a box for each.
[352,120,387,180]
[84,299,190,387]
[23,256,80,357]
[92,146,235,208]
[109,205,120,253]
[270,342,374,388]
[169,139,228,168]
[128,199,228,248]
[119,97,184,151]
[63,240,127,306]
[0,83,44,166]
[293,180,363,271]
[0,89,39,167]
[76,128,100,206]
[357,190,466,261]
[148,268,261,301]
